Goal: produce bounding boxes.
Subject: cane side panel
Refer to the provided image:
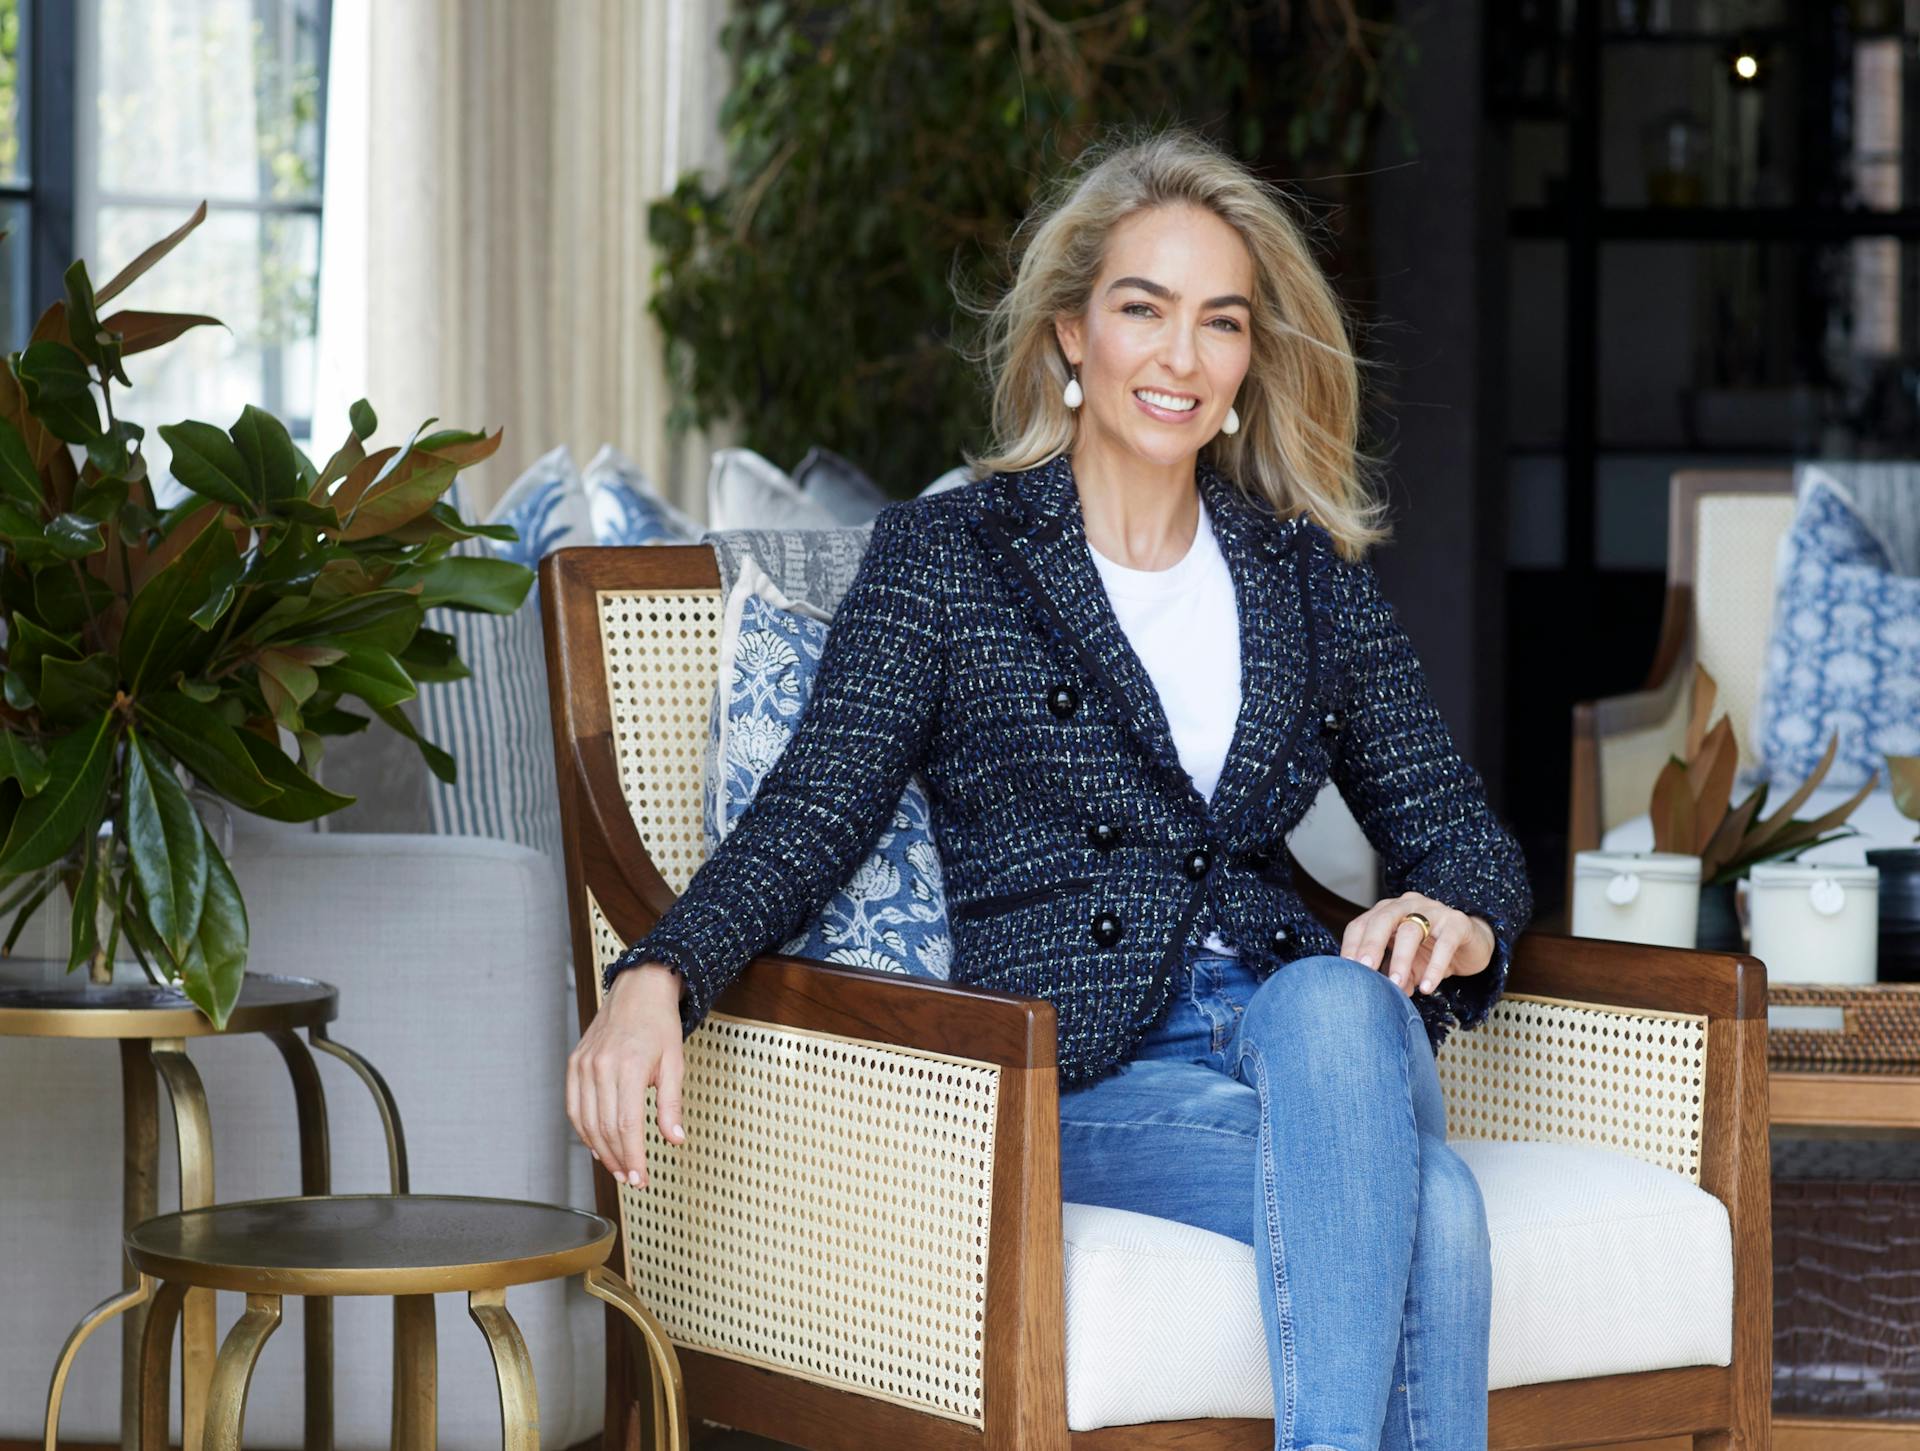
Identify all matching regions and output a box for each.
[1438,993,1709,1184]
[588,893,1002,1426]
[597,588,726,896]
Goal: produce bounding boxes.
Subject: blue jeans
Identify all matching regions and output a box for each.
[1058,950,1492,1451]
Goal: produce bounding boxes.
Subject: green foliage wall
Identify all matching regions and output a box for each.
[648,0,1412,496]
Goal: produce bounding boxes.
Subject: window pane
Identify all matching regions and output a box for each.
[96,204,318,496]
[0,0,26,187]
[93,0,324,203]
[0,199,29,347]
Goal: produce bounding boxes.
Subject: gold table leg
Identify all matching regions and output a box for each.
[269,1029,334,1451]
[44,1275,155,1451]
[309,1024,410,1193]
[117,1041,160,1451]
[470,1286,539,1451]
[150,1041,213,1451]
[584,1266,688,1451]
[135,1280,186,1451]
[394,1293,438,1451]
[203,1293,282,1451]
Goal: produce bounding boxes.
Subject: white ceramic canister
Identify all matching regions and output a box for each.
[1572,850,1703,949]
[1748,860,1880,986]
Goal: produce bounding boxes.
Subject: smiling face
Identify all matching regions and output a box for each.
[1054,202,1256,473]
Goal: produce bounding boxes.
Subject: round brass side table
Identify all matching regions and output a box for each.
[106,1195,685,1451]
[6,972,406,1451]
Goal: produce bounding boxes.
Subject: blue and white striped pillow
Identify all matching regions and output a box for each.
[415,446,595,864]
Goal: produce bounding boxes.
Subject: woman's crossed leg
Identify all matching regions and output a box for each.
[1058,951,1491,1451]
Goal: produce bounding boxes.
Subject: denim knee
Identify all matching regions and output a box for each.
[1243,953,1416,1038]
[1419,1139,1492,1287]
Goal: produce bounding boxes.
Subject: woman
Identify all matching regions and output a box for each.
[570,126,1533,1451]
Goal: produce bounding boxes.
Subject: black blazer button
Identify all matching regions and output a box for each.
[1268,924,1293,954]
[1183,845,1214,880]
[1087,820,1120,850]
[1049,684,1081,719]
[1091,910,1125,948]
[1321,708,1346,734]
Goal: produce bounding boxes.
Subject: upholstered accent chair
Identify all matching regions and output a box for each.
[1567,471,1797,901]
[542,541,1772,1451]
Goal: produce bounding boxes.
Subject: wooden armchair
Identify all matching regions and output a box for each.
[542,541,1771,1451]
[1567,471,1796,902]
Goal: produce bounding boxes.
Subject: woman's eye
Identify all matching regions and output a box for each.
[1122,302,1154,317]
[1210,317,1243,332]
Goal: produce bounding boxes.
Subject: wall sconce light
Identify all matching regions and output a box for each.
[1730,49,1762,85]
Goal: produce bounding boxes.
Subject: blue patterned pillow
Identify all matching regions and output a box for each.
[1754,476,1920,790]
[583,443,702,545]
[704,559,951,977]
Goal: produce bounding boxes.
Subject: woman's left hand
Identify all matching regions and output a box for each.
[1339,892,1496,997]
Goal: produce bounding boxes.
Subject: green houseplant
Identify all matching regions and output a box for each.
[0,204,532,1027]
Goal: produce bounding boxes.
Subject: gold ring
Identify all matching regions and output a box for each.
[1399,911,1432,943]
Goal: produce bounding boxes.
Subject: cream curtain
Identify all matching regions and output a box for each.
[313,0,735,517]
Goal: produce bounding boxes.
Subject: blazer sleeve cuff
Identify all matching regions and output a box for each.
[1431,905,1517,1034]
[603,931,715,1040]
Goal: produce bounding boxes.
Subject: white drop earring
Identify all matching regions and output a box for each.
[1221,403,1241,436]
[1063,365,1084,410]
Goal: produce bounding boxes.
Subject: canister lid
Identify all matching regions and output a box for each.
[1573,850,1703,884]
[1749,860,1879,886]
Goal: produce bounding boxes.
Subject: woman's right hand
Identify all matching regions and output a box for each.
[566,963,688,1187]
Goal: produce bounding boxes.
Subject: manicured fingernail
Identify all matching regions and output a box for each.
[589,1150,599,1160]
[629,1170,642,1185]
[669,1124,684,1142]
[1360,953,1375,967]
[1420,980,1434,993]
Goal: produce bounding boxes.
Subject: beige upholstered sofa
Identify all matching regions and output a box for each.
[542,539,1772,1451]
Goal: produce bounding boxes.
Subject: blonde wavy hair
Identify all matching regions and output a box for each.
[956,124,1389,559]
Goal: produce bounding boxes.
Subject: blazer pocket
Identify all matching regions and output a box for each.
[949,876,1093,924]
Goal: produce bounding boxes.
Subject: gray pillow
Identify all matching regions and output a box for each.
[792,445,889,525]
[700,523,877,615]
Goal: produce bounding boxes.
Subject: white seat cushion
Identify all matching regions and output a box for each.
[1060,1141,1732,1432]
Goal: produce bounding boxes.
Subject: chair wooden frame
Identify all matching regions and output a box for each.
[1567,470,1796,903]
[543,542,1772,1451]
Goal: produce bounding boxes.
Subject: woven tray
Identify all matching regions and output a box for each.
[1768,983,1920,1073]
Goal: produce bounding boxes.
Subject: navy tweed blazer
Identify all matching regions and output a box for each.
[606,452,1534,1087]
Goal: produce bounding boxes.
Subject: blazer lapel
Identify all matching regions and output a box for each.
[976,452,1313,829]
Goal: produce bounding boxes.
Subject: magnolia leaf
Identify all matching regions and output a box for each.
[376,702,455,784]
[1748,731,1842,852]
[1650,757,1695,855]
[13,341,102,444]
[126,730,209,960]
[339,457,459,541]
[0,416,45,508]
[135,695,280,812]
[159,421,256,510]
[305,705,371,736]
[95,201,209,307]
[65,829,101,974]
[120,519,238,689]
[37,653,117,725]
[387,556,533,614]
[1683,663,1717,763]
[1700,781,1767,880]
[0,710,115,876]
[313,644,416,711]
[348,398,376,440]
[0,735,50,797]
[231,404,301,504]
[1889,755,1920,825]
[175,821,246,1029]
[1687,716,1738,854]
[99,309,222,358]
[63,258,127,386]
[234,730,354,821]
[2,871,56,957]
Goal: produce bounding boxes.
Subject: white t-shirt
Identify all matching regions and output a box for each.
[1089,495,1243,956]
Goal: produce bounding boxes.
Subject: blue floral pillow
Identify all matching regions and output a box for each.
[704,559,951,977]
[1753,476,1920,790]
[583,444,702,545]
